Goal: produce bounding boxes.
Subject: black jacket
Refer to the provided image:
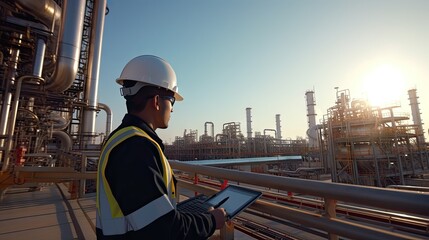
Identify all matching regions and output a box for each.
[96,114,216,239]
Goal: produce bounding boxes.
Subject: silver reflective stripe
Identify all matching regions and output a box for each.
[96,210,128,235]
[97,194,174,235]
[126,194,174,231]
[97,181,129,235]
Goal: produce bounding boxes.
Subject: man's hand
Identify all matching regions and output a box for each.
[208,207,227,229]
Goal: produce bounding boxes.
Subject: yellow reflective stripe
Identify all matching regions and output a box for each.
[127,127,176,199]
[128,127,174,196]
[97,125,176,235]
[96,194,174,235]
[97,127,141,217]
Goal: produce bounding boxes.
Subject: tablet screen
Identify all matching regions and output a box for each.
[206,185,261,219]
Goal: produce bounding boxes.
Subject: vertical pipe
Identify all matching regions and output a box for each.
[83,0,107,145]
[0,37,21,165]
[97,102,112,137]
[45,0,86,92]
[33,39,46,77]
[246,107,252,139]
[2,75,28,171]
[204,122,214,139]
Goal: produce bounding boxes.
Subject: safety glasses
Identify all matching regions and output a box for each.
[159,96,175,106]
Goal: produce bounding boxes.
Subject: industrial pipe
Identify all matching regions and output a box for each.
[0,46,20,164]
[204,122,214,138]
[98,102,112,137]
[82,0,107,142]
[52,131,72,152]
[15,0,61,32]
[45,0,86,92]
[2,75,35,171]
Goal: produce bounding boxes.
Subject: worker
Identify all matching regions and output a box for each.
[96,55,226,239]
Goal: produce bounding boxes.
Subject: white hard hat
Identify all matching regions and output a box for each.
[116,55,183,101]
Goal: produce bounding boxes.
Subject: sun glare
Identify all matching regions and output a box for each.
[362,64,406,107]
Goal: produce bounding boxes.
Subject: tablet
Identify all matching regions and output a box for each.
[177,185,262,220]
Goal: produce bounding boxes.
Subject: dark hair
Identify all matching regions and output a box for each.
[124,81,173,113]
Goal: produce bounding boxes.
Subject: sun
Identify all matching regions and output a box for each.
[362,64,406,107]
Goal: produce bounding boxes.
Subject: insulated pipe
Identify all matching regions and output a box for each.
[51,113,70,130]
[52,131,72,151]
[15,0,61,32]
[98,102,112,137]
[15,0,61,74]
[82,0,107,142]
[33,39,46,77]
[45,0,86,92]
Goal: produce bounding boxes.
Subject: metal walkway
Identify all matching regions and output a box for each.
[0,184,95,240]
[0,184,253,240]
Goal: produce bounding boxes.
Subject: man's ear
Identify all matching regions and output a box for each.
[153,95,160,110]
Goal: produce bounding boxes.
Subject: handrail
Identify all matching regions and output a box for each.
[170,160,429,239]
[169,160,429,217]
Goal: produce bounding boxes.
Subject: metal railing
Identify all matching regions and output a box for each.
[170,160,429,240]
[7,152,427,239]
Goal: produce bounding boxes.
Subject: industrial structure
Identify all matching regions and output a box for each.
[166,87,429,188]
[0,0,110,173]
[319,88,428,187]
[165,110,309,161]
[1,1,429,239]
[1,0,428,187]
[305,90,318,149]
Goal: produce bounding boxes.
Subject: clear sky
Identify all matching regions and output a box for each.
[97,0,429,144]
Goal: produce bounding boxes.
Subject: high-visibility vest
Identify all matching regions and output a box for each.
[96,126,176,236]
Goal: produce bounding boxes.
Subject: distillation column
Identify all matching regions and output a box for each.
[275,114,282,139]
[246,107,252,139]
[305,90,318,148]
[408,89,425,145]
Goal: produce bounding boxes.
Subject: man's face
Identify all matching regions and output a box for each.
[156,95,175,129]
